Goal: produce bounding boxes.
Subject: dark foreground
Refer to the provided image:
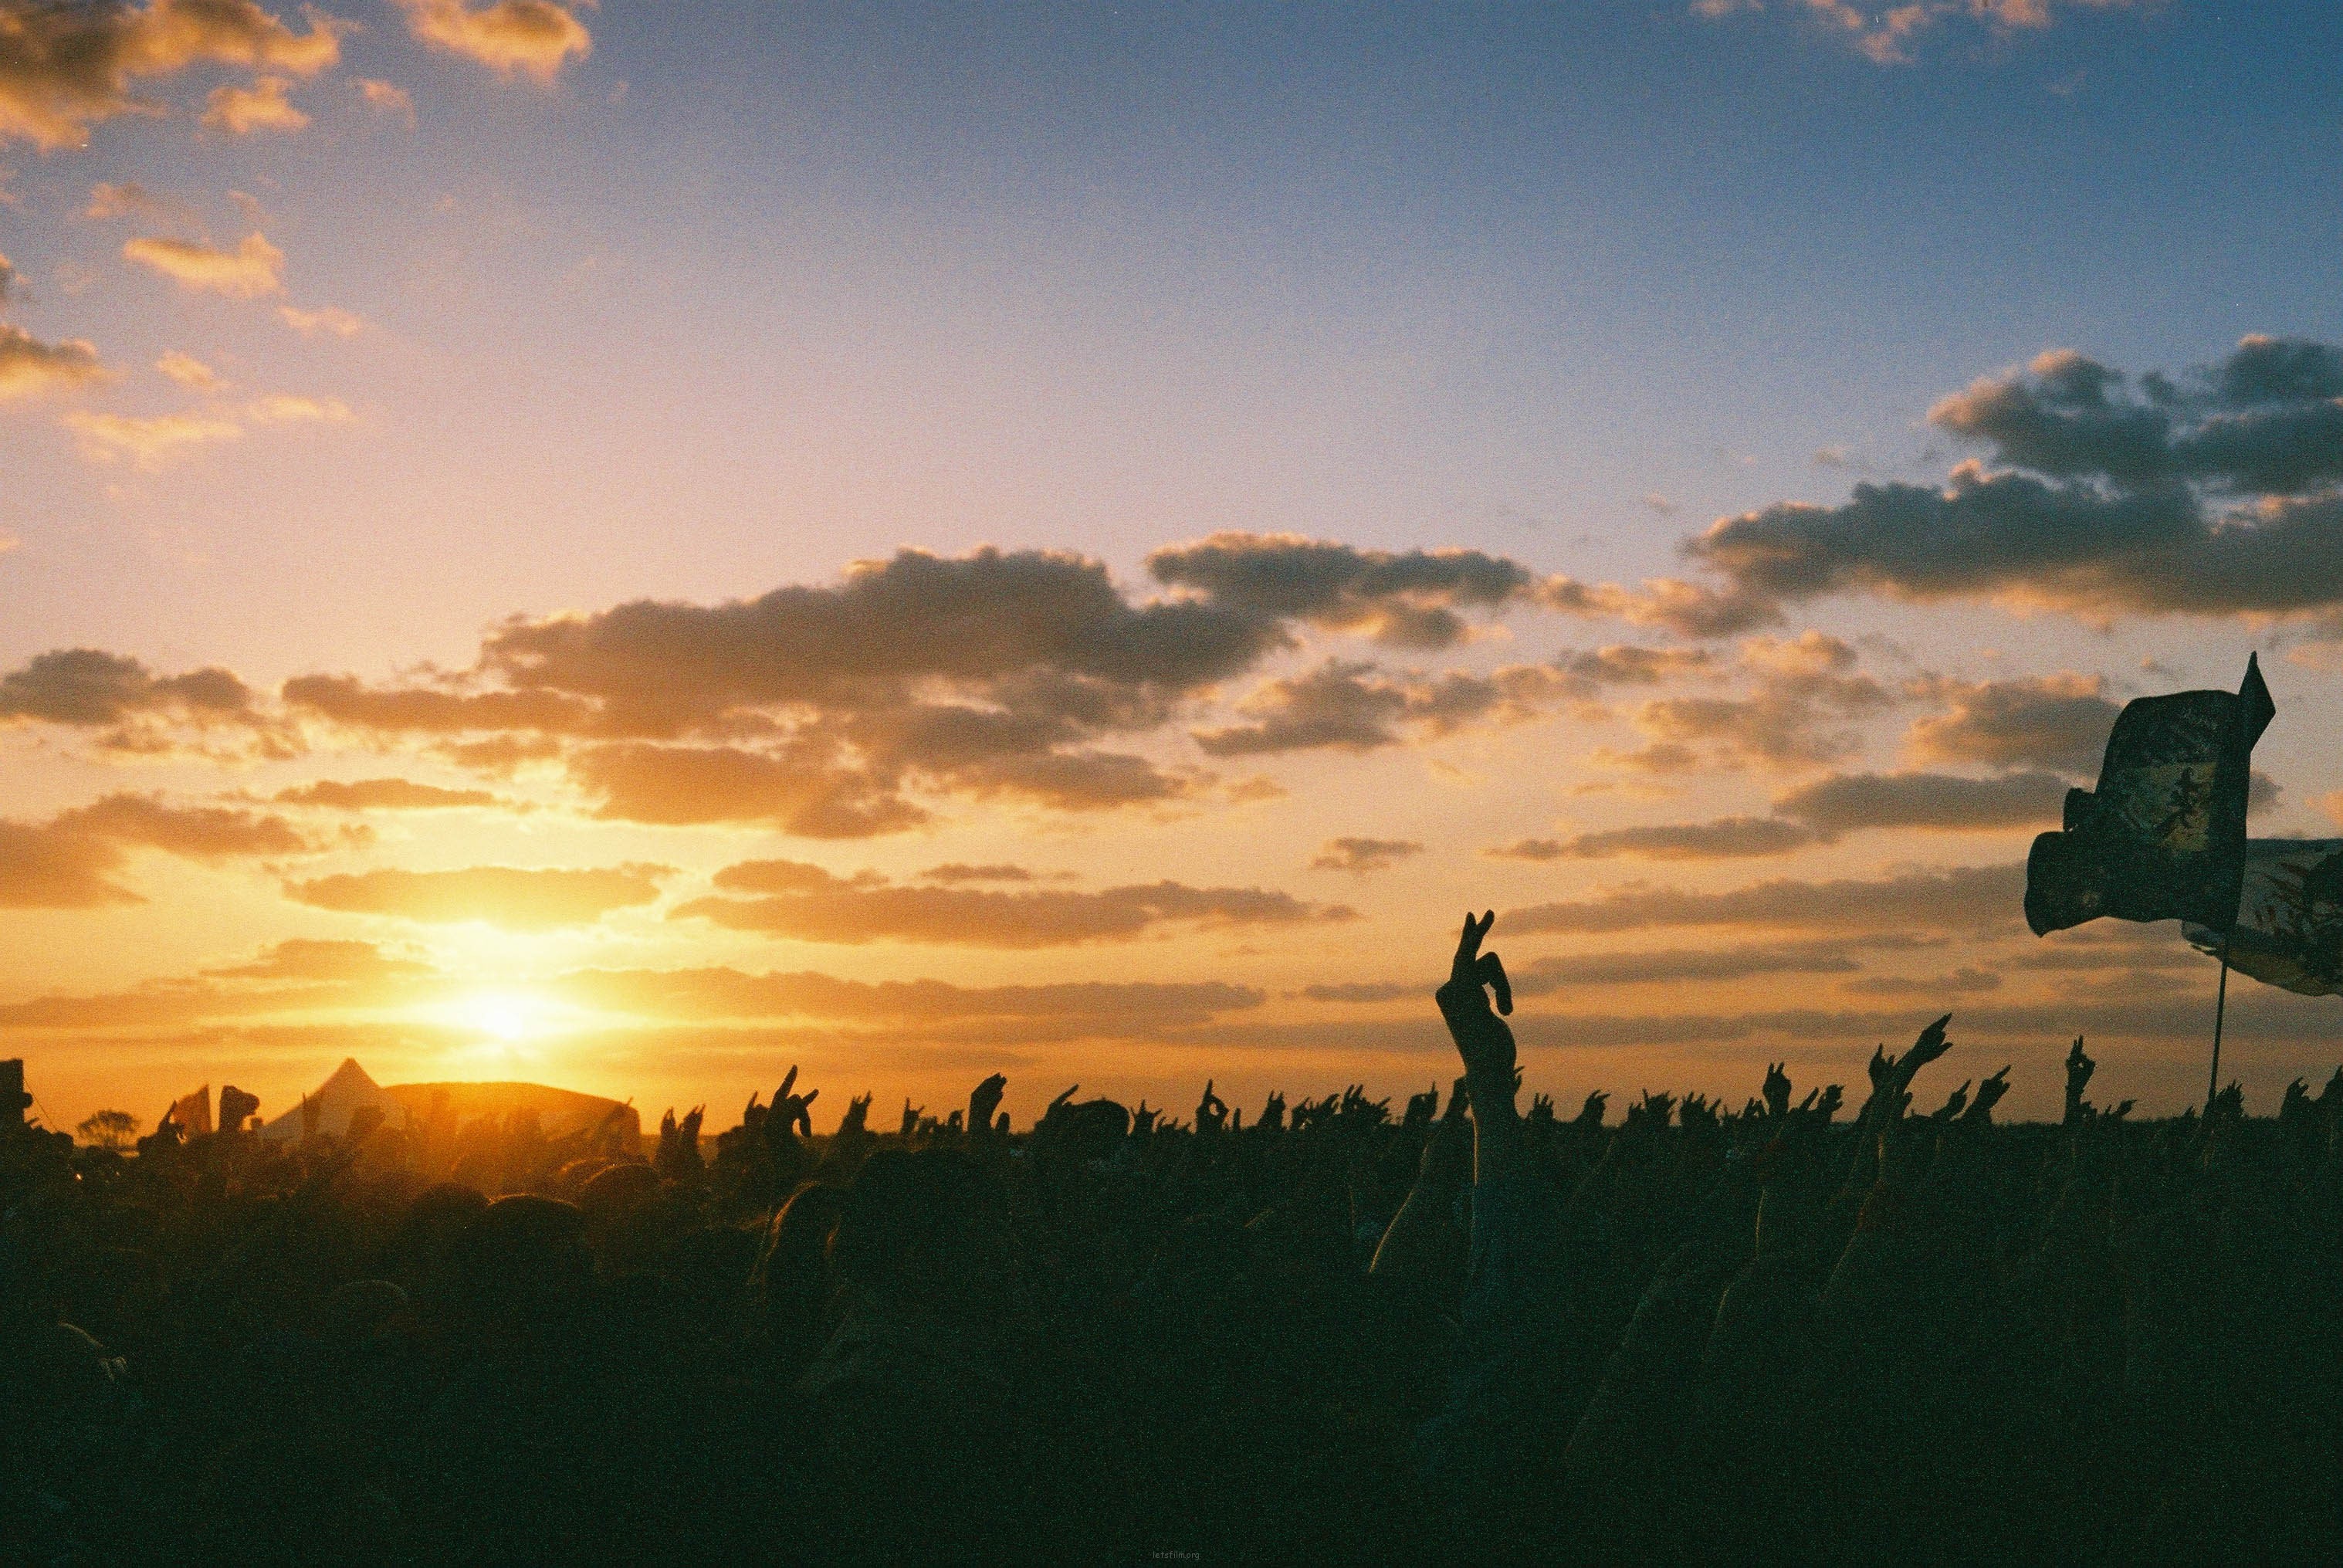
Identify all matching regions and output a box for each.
[5,926,2339,1563]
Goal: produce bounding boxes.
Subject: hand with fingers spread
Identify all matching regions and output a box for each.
[1576,1090,1608,1129]
[1260,1091,1286,1132]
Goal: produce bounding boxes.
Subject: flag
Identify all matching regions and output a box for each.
[2185,838,2343,996]
[172,1085,212,1137]
[2025,654,2274,936]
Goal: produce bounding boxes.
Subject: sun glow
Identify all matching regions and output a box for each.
[438,989,570,1044]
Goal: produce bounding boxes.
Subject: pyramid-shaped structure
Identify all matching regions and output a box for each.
[260,1058,401,1140]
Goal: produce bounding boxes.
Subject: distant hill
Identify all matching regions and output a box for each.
[260,1059,635,1142]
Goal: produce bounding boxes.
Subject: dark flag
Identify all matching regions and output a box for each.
[2024,654,2275,936]
[2184,838,2343,996]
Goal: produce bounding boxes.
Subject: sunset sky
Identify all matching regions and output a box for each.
[6,0,2343,1133]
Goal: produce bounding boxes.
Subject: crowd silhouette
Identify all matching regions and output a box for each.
[4,914,2340,1563]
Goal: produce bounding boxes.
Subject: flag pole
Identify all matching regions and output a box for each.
[2205,932,2232,1116]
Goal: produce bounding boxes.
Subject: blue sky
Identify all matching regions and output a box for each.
[6,1,2343,1126]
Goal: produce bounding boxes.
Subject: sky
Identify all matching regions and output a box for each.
[5,0,2343,1133]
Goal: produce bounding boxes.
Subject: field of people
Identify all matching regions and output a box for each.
[4,919,2339,1563]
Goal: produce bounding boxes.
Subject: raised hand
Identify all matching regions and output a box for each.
[1962,1066,2011,1124]
[1133,1101,1158,1137]
[1576,1090,1608,1129]
[2064,1037,2095,1126]
[1196,1079,1228,1133]
[1901,1016,1953,1084]
[1260,1091,1286,1132]
[1435,911,1516,1082]
[771,1065,821,1140]
[969,1073,1007,1136]
[1763,1062,1792,1119]
[838,1092,872,1137]
[1932,1081,1971,1122]
[900,1099,923,1138]
[1816,1083,1844,1123]
[1529,1092,1556,1128]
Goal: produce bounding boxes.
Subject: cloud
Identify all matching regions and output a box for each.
[1542,575,1783,639]
[0,648,256,727]
[273,778,503,811]
[394,0,592,83]
[1508,938,1918,990]
[673,859,1355,948]
[205,937,433,984]
[1770,768,2070,833]
[1626,632,1891,770]
[124,233,284,296]
[1902,673,2118,772]
[1495,815,1815,862]
[286,544,1305,831]
[357,79,415,125]
[64,409,242,466]
[1687,337,2343,625]
[1310,836,1424,873]
[201,74,306,134]
[1840,966,2003,996]
[0,0,342,149]
[568,741,928,836]
[83,181,190,222]
[286,864,671,928]
[0,322,102,398]
[553,967,1264,1033]
[52,793,311,860]
[1502,861,2026,936]
[0,820,136,908]
[279,303,362,337]
[917,862,1040,885]
[0,789,321,909]
[1193,658,1578,757]
[1556,645,1716,685]
[1146,531,1561,649]
[245,393,351,424]
[155,350,223,391]
[1696,0,2155,67]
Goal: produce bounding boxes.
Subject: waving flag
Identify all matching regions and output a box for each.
[2184,838,2343,996]
[2025,655,2274,936]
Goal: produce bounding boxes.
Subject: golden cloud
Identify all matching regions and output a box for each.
[0,322,103,398]
[64,409,242,467]
[201,74,306,134]
[286,863,672,928]
[674,859,1356,948]
[124,232,284,297]
[394,0,592,83]
[279,303,363,337]
[0,0,343,150]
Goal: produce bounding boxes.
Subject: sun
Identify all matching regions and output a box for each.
[442,989,563,1044]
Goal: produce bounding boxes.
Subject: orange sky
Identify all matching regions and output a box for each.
[6,1,2343,1134]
